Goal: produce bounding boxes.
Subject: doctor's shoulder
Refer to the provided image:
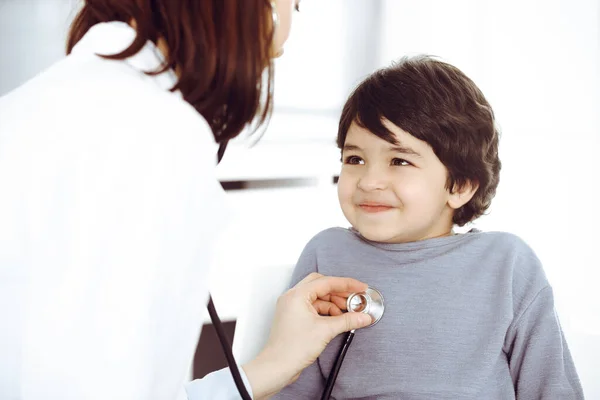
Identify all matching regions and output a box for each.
[106,58,220,157]
[1,53,214,151]
[71,55,213,142]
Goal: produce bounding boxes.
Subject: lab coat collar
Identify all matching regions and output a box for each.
[71,21,179,94]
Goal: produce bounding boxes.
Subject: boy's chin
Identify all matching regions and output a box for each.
[355,226,413,244]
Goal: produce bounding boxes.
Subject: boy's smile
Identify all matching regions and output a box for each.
[357,201,395,213]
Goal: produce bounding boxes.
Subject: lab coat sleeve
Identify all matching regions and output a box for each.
[185,367,254,400]
[271,236,326,399]
[505,286,584,399]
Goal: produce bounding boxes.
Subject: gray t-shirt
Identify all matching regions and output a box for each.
[274,228,584,400]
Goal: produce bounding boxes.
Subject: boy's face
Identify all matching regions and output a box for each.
[337,120,458,243]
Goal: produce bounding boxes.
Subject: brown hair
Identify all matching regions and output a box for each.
[338,55,501,226]
[67,0,276,145]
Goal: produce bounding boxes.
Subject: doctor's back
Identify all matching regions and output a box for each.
[0,22,227,399]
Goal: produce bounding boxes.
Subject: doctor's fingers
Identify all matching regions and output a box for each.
[297,272,324,285]
[317,292,354,303]
[313,300,343,316]
[297,274,363,299]
[329,295,348,311]
[297,275,368,302]
[313,296,348,315]
[321,311,372,338]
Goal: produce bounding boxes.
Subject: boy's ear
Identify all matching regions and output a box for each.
[448,180,479,210]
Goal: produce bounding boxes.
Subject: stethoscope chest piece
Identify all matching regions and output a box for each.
[346,286,385,327]
[320,286,386,400]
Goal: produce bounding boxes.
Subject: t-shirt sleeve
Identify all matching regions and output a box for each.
[505,286,584,399]
[288,236,320,288]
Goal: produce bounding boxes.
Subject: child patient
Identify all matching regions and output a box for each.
[274,56,584,399]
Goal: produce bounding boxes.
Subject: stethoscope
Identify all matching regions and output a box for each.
[207,287,385,400]
[208,141,254,400]
[319,287,385,400]
[212,142,386,399]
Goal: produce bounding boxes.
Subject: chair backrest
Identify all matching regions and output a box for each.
[232,264,295,365]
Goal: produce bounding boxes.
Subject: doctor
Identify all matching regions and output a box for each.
[0,0,372,399]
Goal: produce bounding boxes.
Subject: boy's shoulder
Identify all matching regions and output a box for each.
[473,230,536,252]
[312,226,355,240]
[470,229,549,292]
[473,230,541,263]
[304,227,359,249]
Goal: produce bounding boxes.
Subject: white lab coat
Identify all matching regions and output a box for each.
[0,22,252,399]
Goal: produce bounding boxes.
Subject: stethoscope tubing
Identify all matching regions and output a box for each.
[207,295,253,400]
[320,329,356,400]
[320,286,385,399]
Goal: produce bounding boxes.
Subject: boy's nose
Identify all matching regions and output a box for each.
[357,169,389,191]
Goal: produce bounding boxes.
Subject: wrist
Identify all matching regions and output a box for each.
[242,347,296,400]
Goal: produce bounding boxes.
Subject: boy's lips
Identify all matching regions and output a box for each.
[358,202,394,213]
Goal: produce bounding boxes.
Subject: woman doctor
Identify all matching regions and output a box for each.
[0,0,373,399]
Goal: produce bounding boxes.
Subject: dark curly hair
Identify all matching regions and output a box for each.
[337,55,501,226]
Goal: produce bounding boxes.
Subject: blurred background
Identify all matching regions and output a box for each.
[1,0,599,397]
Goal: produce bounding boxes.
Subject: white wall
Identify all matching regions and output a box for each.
[0,0,78,95]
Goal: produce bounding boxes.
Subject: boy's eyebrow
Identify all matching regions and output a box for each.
[388,145,422,158]
[342,144,363,152]
[343,143,422,158]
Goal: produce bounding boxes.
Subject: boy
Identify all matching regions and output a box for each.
[274,56,584,399]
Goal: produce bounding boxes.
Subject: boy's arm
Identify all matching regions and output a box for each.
[505,286,584,399]
[271,237,326,399]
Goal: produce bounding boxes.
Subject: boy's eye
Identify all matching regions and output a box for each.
[344,155,364,165]
[391,158,411,166]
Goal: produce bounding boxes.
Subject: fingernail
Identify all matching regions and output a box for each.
[360,315,372,326]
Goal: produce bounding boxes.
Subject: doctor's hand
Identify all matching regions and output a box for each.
[242,273,373,399]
